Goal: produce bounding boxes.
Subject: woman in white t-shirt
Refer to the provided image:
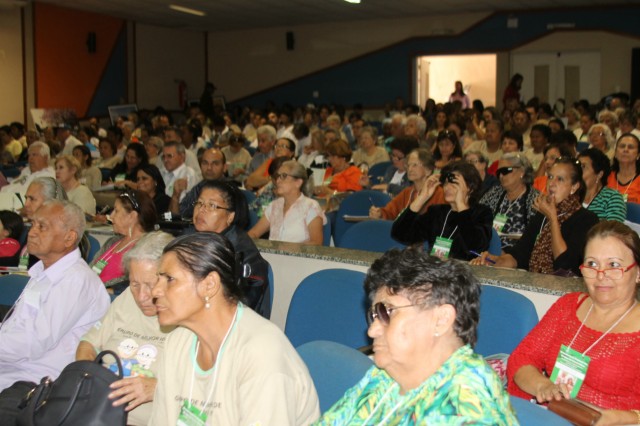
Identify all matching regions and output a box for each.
[55,154,96,215]
[248,160,326,245]
[149,232,320,425]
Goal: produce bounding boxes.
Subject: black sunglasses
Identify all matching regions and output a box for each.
[119,190,140,212]
[496,167,519,178]
[367,302,418,326]
[439,172,456,185]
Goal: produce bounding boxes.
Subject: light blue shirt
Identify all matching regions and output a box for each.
[0,248,110,390]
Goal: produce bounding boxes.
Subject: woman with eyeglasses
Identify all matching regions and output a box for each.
[245,137,296,190]
[89,190,157,292]
[248,160,325,245]
[314,248,516,425]
[433,130,462,171]
[471,158,599,275]
[577,148,626,221]
[148,232,319,425]
[391,160,493,261]
[192,180,270,318]
[607,133,640,203]
[588,123,615,161]
[369,148,444,220]
[479,153,540,250]
[507,221,640,425]
[359,137,418,197]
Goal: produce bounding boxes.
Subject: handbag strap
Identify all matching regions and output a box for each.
[95,350,124,379]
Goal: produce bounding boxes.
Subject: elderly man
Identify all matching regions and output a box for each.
[0,201,109,419]
[161,126,201,175]
[161,141,200,204]
[247,125,276,175]
[175,148,236,218]
[1,142,55,197]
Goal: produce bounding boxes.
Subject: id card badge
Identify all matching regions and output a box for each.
[549,344,590,398]
[623,193,629,202]
[177,401,207,426]
[18,253,29,271]
[114,173,126,184]
[493,213,508,232]
[92,259,108,275]
[430,236,453,260]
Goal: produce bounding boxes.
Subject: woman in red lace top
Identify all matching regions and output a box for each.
[507,220,640,425]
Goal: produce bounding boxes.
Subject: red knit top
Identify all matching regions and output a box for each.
[507,292,640,410]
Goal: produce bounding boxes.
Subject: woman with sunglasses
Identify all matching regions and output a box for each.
[471,158,599,275]
[507,221,640,425]
[248,160,325,245]
[192,180,271,318]
[315,248,516,424]
[89,190,157,292]
[148,233,319,425]
[392,160,492,261]
[433,130,462,171]
[479,153,539,250]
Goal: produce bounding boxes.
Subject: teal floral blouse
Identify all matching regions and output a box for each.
[313,345,518,425]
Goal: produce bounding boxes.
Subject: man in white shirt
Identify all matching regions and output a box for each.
[57,124,83,156]
[160,141,200,203]
[1,142,55,198]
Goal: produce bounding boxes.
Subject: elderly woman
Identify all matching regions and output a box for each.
[403,114,427,146]
[588,123,615,160]
[392,160,493,261]
[315,248,517,424]
[193,180,270,318]
[144,136,163,166]
[112,143,149,185]
[472,158,599,275]
[136,164,171,215]
[315,139,363,196]
[298,129,326,169]
[464,150,498,196]
[578,148,626,221]
[607,133,640,203]
[433,130,463,170]
[249,160,325,245]
[90,190,157,292]
[370,148,444,220]
[351,126,389,168]
[76,231,174,426]
[507,221,640,425]
[598,109,619,136]
[148,233,319,424]
[72,145,102,190]
[55,155,96,215]
[359,137,418,196]
[480,153,540,249]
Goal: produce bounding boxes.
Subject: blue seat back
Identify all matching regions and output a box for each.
[510,396,571,425]
[285,269,370,349]
[489,227,502,256]
[576,141,590,153]
[338,220,405,252]
[334,190,391,246]
[86,234,101,263]
[322,215,332,246]
[368,161,391,183]
[297,340,373,413]
[267,263,274,315]
[0,274,29,306]
[99,168,111,182]
[476,285,538,356]
[626,202,640,224]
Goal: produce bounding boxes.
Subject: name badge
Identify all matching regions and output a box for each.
[493,213,508,232]
[92,259,108,275]
[550,344,590,398]
[177,401,207,426]
[430,236,453,260]
[18,253,29,271]
[623,193,629,202]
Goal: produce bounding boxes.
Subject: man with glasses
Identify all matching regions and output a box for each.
[160,141,200,206]
[175,148,238,218]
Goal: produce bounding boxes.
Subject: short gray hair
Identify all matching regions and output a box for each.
[588,123,615,150]
[257,125,276,141]
[501,152,533,185]
[29,141,50,159]
[30,177,68,201]
[123,231,174,274]
[406,114,427,135]
[42,200,85,246]
[163,140,186,155]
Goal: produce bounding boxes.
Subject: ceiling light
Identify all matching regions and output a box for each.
[344,0,361,3]
[169,4,206,17]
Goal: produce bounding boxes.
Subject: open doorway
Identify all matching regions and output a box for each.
[415,54,497,108]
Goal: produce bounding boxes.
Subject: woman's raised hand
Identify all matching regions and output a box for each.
[410,175,439,212]
[533,194,557,219]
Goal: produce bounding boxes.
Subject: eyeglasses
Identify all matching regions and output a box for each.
[439,172,456,185]
[193,200,232,212]
[367,302,418,326]
[579,262,637,280]
[496,166,519,178]
[273,173,300,181]
[119,191,140,212]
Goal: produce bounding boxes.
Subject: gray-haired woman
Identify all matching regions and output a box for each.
[479,153,539,250]
[76,231,175,426]
[248,160,326,245]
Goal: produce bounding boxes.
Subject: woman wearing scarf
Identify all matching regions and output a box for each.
[471,157,599,276]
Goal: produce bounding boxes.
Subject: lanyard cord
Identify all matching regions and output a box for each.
[440,209,458,239]
[567,299,637,356]
[616,173,637,196]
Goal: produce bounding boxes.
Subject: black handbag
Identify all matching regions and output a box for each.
[18,350,128,426]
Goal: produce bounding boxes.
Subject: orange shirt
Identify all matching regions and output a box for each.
[324,165,363,192]
[380,185,445,220]
[533,175,547,194]
[607,172,640,203]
